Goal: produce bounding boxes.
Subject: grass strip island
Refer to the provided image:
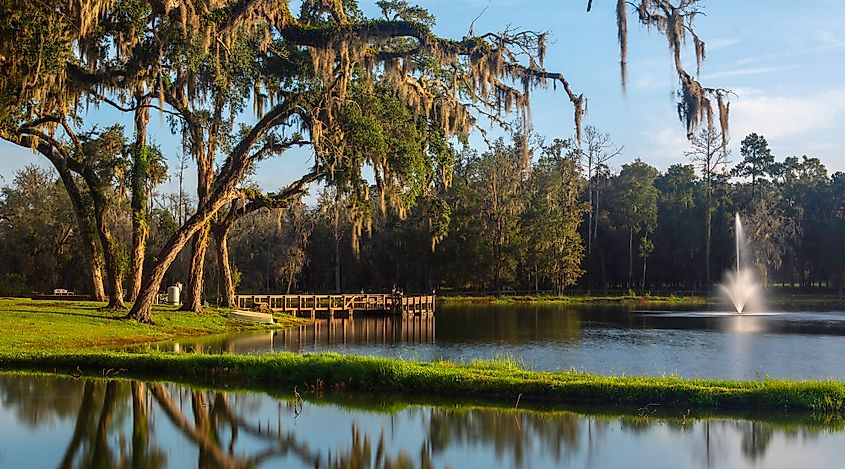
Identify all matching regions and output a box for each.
[1,350,845,415]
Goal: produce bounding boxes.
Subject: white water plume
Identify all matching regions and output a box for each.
[719,213,763,313]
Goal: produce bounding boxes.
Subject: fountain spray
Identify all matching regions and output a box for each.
[719,213,761,314]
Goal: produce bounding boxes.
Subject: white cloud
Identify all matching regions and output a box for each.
[626,85,845,173]
[700,65,797,81]
[706,37,739,50]
[729,86,845,141]
[632,127,691,172]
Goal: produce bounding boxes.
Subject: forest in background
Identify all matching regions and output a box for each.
[3,126,843,299]
[0,0,784,320]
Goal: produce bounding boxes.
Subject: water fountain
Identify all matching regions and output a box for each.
[719,213,762,313]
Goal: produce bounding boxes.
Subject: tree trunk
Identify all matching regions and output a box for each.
[180,131,215,312]
[129,98,300,323]
[81,168,126,310]
[131,381,149,469]
[212,223,235,308]
[88,251,108,302]
[705,204,712,288]
[56,169,107,301]
[642,253,648,290]
[92,195,126,310]
[59,380,96,469]
[128,190,236,323]
[128,93,151,302]
[628,227,634,289]
[286,267,295,294]
[180,226,210,312]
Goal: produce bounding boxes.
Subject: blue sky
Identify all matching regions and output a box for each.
[2,0,843,195]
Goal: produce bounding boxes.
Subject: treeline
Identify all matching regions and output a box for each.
[3,128,843,298]
[0,1,735,322]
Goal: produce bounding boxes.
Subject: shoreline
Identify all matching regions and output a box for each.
[437,293,845,306]
[438,294,711,306]
[1,350,843,415]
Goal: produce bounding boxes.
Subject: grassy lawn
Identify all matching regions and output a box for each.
[0,297,310,351]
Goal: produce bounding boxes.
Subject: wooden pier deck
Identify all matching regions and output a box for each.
[233,293,435,318]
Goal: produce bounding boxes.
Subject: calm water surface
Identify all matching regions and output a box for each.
[145,304,845,380]
[0,373,841,469]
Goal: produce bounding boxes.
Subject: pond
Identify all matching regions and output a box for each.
[0,373,841,469]
[141,303,845,380]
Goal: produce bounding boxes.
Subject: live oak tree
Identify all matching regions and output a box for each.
[0,121,135,309]
[121,0,588,322]
[0,128,109,301]
[0,0,730,322]
[212,174,320,306]
[75,126,131,309]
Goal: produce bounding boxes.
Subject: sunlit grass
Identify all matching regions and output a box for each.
[0,297,309,351]
[438,294,710,306]
[1,349,844,414]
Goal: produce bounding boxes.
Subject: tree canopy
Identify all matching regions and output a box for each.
[0,0,733,321]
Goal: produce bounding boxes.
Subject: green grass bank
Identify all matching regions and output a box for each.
[0,297,309,350]
[438,294,711,306]
[438,292,845,307]
[2,350,845,414]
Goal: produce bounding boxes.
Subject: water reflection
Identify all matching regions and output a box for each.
[139,304,845,380]
[0,374,842,468]
[149,315,436,355]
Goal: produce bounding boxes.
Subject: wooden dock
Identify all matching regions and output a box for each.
[233,293,435,318]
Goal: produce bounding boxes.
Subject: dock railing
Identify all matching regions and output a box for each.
[233,293,435,317]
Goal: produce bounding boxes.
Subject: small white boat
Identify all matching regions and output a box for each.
[228,309,275,324]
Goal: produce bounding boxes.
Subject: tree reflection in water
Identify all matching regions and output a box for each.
[425,408,587,466]
[0,374,836,468]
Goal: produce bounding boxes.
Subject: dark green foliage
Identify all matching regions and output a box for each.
[522,139,589,292]
[734,133,775,190]
[0,166,79,293]
[0,1,74,118]
[4,131,845,296]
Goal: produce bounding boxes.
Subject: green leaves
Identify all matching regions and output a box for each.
[613,159,660,235]
[734,133,775,185]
